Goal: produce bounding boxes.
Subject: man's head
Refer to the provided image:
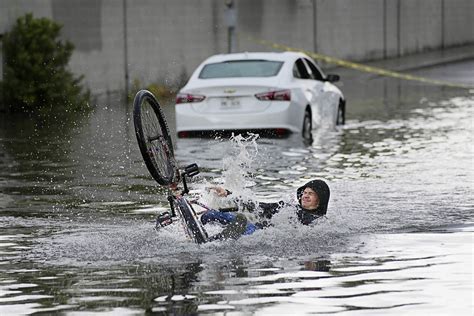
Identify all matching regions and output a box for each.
[297,179,330,215]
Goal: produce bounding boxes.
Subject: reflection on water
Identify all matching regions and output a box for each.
[1,70,473,314]
[0,227,471,314]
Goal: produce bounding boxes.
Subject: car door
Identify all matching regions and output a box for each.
[293,58,318,105]
[303,58,339,123]
[292,58,325,124]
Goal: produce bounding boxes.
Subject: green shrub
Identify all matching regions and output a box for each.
[129,78,176,102]
[0,13,90,115]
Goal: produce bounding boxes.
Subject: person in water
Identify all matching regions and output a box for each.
[200,179,330,241]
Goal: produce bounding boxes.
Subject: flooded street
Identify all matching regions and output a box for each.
[1,59,473,315]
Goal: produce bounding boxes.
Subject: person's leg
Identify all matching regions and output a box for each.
[207,213,248,241]
[243,222,257,235]
[201,211,258,241]
[201,210,236,225]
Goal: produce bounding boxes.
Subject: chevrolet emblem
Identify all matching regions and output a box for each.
[224,89,236,93]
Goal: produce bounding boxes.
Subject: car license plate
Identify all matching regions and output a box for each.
[220,98,241,109]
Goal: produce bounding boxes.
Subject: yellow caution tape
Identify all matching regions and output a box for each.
[243,35,474,90]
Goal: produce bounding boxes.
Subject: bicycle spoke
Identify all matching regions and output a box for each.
[140,102,170,178]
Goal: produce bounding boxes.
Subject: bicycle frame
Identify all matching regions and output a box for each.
[156,163,210,244]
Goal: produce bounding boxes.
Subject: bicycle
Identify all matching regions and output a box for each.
[133,89,209,244]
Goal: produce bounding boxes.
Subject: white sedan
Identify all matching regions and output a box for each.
[175,51,345,138]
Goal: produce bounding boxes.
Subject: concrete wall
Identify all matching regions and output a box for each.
[315,0,385,60]
[443,0,474,47]
[1,0,473,96]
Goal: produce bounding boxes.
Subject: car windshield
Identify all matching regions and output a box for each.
[199,60,284,79]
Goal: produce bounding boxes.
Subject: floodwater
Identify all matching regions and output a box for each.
[1,59,473,315]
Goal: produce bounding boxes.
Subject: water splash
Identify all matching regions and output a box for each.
[221,133,259,194]
[23,95,474,267]
[197,133,260,210]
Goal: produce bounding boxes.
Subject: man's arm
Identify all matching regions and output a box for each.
[208,186,232,197]
[257,201,285,219]
[207,186,284,218]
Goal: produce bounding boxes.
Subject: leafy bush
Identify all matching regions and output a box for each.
[129,78,176,102]
[0,13,90,114]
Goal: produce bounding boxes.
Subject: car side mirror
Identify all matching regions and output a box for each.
[326,74,340,83]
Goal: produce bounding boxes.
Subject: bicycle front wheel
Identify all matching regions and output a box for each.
[133,90,177,185]
[175,197,208,244]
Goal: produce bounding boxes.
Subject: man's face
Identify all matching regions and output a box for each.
[301,187,319,210]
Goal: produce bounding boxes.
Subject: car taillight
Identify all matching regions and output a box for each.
[176,93,206,104]
[255,89,291,101]
[177,131,189,138]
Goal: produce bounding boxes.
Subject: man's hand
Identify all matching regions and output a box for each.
[207,186,230,197]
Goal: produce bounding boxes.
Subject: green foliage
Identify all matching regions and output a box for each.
[0,13,90,115]
[129,78,176,102]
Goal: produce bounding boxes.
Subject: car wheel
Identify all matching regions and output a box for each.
[302,110,312,140]
[336,100,345,125]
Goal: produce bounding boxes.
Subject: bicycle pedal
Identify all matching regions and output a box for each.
[155,212,173,228]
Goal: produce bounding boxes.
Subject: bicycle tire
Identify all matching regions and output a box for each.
[175,197,208,244]
[133,90,177,185]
